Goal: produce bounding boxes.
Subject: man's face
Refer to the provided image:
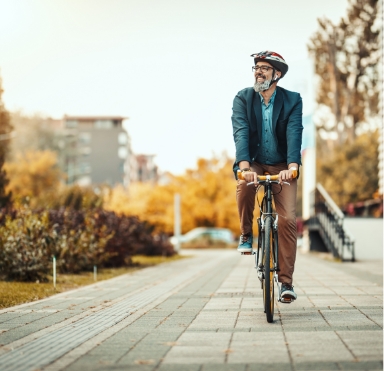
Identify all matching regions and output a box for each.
[253,61,280,92]
[254,62,275,83]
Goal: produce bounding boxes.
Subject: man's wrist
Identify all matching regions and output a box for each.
[288,163,298,171]
[238,160,250,171]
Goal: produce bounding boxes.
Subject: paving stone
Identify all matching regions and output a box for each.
[247,363,292,371]
[338,360,384,370]
[202,364,247,371]
[162,345,227,364]
[336,330,383,360]
[69,363,155,371]
[0,250,381,371]
[285,331,354,363]
[118,349,169,365]
[295,361,340,370]
[157,364,201,371]
[63,355,120,371]
[228,332,289,364]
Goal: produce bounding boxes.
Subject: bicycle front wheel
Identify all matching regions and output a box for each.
[263,217,275,323]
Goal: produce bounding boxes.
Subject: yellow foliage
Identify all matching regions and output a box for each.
[104,183,154,216]
[4,150,62,205]
[104,157,261,237]
[317,131,379,206]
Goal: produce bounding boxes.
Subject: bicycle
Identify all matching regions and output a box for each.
[237,169,298,323]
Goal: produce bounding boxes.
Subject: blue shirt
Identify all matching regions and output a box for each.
[255,90,286,165]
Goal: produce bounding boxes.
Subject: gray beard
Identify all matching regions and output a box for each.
[253,79,272,92]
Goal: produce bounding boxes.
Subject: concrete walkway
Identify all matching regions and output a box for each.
[0,250,382,371]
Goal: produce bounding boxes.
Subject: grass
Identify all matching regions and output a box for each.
[0,254,188,310]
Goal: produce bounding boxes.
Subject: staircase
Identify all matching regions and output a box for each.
[307,184,355,261]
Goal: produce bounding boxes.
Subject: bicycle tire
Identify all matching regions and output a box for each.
[263,217,275,323]
[257,218,264,289]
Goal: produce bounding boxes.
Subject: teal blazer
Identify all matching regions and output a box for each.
[231,86,303,177]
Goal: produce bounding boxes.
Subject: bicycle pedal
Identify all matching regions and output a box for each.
[279,297,294,304]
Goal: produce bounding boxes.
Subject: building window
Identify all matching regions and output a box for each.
[77,176,92,186]
[79,132,91,145]
[118,147,127,159]
[80,147,92,156]
[79,162,91,174]
[118,132,127,145]
[94,120,113,129]
[66,120,78,128]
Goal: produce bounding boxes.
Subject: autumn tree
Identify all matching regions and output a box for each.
[104,156,256,237]
[0,75,12,208]
[308,0,379,145]
[4,150,62,207]
[317,131,379,205]
[9,111,60,159]
[308,0,380,208]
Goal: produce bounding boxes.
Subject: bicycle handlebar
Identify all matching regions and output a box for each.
[237,169,298,182]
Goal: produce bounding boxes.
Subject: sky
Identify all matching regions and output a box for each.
[0,0,349,174]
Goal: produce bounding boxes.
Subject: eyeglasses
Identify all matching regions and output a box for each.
[252,65,274,73]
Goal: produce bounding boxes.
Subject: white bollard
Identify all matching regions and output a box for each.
[53,256,56,289]
[94,265,97,282]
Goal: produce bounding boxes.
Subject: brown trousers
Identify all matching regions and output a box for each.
[236,162,297,285]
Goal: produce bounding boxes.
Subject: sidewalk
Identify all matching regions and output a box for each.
[0,249,382,371]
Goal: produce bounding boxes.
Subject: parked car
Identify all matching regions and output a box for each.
[170,227,234,246]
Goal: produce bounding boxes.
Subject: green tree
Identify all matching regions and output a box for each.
[0,75,12,208]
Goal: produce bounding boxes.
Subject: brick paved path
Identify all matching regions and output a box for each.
[0,250,382,371]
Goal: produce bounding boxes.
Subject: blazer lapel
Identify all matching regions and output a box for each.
[272,87,283,131]
[252,92,263,139]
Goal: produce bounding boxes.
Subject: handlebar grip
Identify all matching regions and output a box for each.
[237,169,298,181]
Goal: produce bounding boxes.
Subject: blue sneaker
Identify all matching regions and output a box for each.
[280,284,297,301]
[237,234,253,253]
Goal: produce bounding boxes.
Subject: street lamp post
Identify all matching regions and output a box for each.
[174,193,181,253]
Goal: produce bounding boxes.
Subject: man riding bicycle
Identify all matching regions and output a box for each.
[231,51,303,301]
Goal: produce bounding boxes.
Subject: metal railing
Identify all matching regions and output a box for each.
[309,183,355,261]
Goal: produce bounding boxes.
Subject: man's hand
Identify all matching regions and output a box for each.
[238,161,258,185]
[243,170,258,186]
[278,163,298,184]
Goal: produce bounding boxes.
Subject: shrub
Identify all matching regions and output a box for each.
[0,209,113,280]
[0,210,54,282]
[49,209,113,273]
[52,185,103,210]
[0,207,175,281]
[49,209,175,268]
[93,211,175,266]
